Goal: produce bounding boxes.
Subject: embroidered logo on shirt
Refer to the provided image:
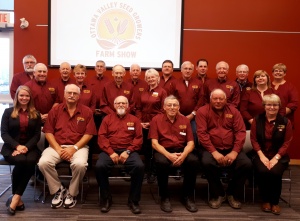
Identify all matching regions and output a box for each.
[246,87,251,91]
[139,88,144,92]
[225,114,233,118]
[77,117,85,124]
[226,85,233,90]
[127,122,134,126]
[152,92,158,97]
[83,90,90,93]
[278,124,286,131]
[179,125,187,129]
[124,90,130,94]
[48,87,55,94]
[192,85,198,89]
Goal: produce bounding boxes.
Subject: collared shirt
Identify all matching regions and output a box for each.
[149,113,193,149]
[251,117,293,157]
[24,79,59,114]
[203,78,240,108]
[197,75,210,84]
[77,83,96,112]
[43,103,97,145]
[170,77,204,115]
[88,75,111,109]
[158,75,177,95]
[196,104,246,153]
[10,72,32,99]
[138,85,167,122]
[100,81,135,115]
[98,113,142,155]
[50,77,76,103]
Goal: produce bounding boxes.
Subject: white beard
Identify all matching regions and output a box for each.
[117,108,126,116]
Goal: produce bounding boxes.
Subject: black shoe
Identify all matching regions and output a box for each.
[6,195,15,215]
[182,197,198,212]
[16,204,25,211]
[128,201,141,214]
[160,197,172,213]
[147,174,156,184]
[101,197,112,213]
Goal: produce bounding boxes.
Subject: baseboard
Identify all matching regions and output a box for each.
[290,159,300,165]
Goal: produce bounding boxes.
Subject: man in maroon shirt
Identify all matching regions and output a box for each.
[235,64,252,103]
[196,89,252,209]
[158,60,177,95]
[203,61,240,108]
[24,63,59,123]
[100,64,136,116]
[196,58,210,83]
[10,54,37,99]
[50,62,75,103]
[95,95,144,214]
[38,84,97,209]
[149,95,199,213]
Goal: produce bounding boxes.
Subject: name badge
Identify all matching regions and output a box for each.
[152,92,158,97]
[128,127,135,130]
[180,132,186,136]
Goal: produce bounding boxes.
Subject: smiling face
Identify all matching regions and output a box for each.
[112,65,125,85]
[130,64,141,81]
[181,61,194,80]
[59,62,72,81]
[162,62,173,76]
[216,61,229,80]
[255,73,268,86]
[23,57,36,72]
[236,66,249,81]
[64,84,80,104]
[18,89,30,107]
[95,61,106,77]
[33,63,48,83]
[163,98,180,118]
[210,90,227,110]
[145,72,159,87]
[74,68,86,84]
[114,96,129,116]
[196,61,208,77]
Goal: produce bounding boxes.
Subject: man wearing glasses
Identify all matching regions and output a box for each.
[95,95,144,214]
[149,95,199,213]
[38,84,97,209]
[10,54,37,99]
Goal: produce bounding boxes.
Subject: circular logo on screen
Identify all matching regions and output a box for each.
[90,3,142,50]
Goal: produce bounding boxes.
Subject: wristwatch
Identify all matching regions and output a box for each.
[73,145,79,151]
[126,150,131,155]
[192,111,196,116]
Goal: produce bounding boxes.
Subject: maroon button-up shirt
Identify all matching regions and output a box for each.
[10,72,33,99]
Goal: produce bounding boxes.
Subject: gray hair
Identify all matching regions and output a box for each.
[22,54,37,64]
[65,84,80,94]
[164,95,179,106]
[262,94,281,107]
[236,64,249,72]
[216,61,229,70]
[145,68,160,83]
[210,88,227,99]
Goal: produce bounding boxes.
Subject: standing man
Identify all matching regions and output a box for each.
[196,89,252,209]
[10,54,37,99]
[149,95,199,213]
[196,58,209,83]
[38,84,97,209]
[171,61,203,144]
[50,62,75,103]
[100,64,136,116]
[24,63,59,123]
[95,96,144,214]
[158,60,177,95]
[235,64,252,98]
[203,61,240,108]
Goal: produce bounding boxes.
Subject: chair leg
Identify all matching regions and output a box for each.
[0,165,13,197]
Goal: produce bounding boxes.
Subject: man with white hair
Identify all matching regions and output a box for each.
[95,95,144,214]
[196,89,252,209]
[235,64,252,97]
[203,61,240,108]
[10,54,37,99]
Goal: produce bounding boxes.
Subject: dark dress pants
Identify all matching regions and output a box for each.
[253,154,289,205]
[95,151,144,203]
[154,150,199,199]
[5,149,40,196]
[201,149,252,199]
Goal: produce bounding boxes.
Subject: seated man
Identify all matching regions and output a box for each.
[95,96,144,214]
[149,95,199,213]
[196,88,252,209]
[38,84,97,209]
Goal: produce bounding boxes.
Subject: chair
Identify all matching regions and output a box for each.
[280,166,292,207]
[0,153,12,197]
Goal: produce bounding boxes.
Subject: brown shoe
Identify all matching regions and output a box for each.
[208,195,226,209]
[261,202,271,212]
[271,205,281,215]
[227,195,241,209]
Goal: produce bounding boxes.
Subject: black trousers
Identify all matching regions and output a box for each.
[201,150,252,199]
[95,151,144,203]
[4,149,40,196]
[141,128,153,174]
[253,154,289,205]
[154,150,199,198]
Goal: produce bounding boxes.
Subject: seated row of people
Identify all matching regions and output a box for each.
[1,85,292,216]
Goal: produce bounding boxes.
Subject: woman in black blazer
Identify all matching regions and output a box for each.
[1,85,41,215]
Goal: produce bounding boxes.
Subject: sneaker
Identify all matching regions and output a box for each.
[51,185,66,208]
[63,192,77,209]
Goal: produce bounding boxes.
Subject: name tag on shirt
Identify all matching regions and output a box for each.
[128,127,135,130]
[152,92,158,97]
[180,132,186,136]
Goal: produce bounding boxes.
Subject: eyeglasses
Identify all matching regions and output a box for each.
[165,103,179,108]
[114,102,127,105]
[265,104,280,107]
[24,61,36,64]
[36,70,47,73]
[66,91,79,96]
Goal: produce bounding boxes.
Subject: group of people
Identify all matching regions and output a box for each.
[1,55,297,216]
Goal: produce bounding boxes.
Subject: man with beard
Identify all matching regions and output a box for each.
[38,84,97,209]
[10,54,37,99]
[95,95,144,214]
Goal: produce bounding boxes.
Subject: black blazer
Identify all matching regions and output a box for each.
[1,107,42,157]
